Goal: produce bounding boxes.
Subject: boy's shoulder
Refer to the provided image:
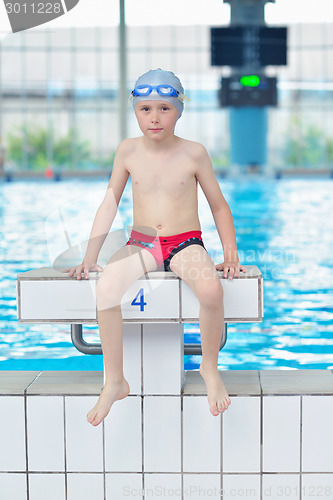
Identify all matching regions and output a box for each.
[116,137,139,155]
[179,138,208,160]
[184,138,207,151]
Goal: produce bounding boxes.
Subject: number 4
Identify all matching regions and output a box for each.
[131,288,147,312]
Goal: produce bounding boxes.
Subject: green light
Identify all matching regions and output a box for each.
[240,75,261,87]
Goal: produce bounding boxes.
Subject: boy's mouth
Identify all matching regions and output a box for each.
[149,128,162,131]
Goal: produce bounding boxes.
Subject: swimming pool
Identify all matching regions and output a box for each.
[1,177,332,370]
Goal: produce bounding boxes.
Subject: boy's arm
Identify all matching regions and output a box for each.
[83,140,130,263]
[67,140,130,279]
[195,144,246,279]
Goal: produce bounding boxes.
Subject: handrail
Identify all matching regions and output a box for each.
[70,323,227,356]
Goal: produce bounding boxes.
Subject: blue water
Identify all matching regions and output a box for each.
[1,177,332,371]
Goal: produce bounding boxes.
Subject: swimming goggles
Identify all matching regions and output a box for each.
[129,84,190,104]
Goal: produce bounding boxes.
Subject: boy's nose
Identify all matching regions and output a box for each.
[151,111,159,122]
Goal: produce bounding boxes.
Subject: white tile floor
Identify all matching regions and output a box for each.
[0,396,26,471]
[223,396,260,473]
[27,396,65,472]
[0,370,332,500]
[144,396,181,472]
[183,396,221,473]
[222,474,261,499]
[262,474,300,500]
[29,474,66,500]
[65,396,104,472]
[183,474,221,500]
[302,396,333,473]
[105,473,143,499]
[105,396,142,472]
[263,396,300,472]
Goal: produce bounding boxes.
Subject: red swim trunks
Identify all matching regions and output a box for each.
[126,229,207,271]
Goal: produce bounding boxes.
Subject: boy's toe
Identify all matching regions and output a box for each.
[223,400,230,410]
[210,405,220,416]
[217,402,225,413]
[87,410,96,424]
[89,413,101,426]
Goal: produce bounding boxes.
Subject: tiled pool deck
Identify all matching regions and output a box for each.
[1,369,333,499]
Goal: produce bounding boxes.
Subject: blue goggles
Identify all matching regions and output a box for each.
[132,84,180,98]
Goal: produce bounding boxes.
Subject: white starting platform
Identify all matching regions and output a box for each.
[16,265,263,393]
[17,266,263,324]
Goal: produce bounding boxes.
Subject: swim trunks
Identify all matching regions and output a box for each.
[126,229,207,272]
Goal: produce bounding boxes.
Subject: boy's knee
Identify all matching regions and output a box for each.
[96,275,123,306]
[197,278,223,307]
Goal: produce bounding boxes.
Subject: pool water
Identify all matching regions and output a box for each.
[1,177,332,371]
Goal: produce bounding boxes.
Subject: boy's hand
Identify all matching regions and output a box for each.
[62,262,103,280]
[215,262,247,280]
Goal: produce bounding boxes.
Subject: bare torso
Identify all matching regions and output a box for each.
[124,136,201,237]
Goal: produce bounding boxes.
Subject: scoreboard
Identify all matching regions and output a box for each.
[219,75,277,107]
[211,26,287,67]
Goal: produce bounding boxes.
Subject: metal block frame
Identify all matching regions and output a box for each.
[70,322,227,356]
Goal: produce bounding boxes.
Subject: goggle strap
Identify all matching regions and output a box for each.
[177,93,191,103]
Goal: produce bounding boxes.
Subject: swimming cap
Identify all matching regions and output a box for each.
[131,68,188,119]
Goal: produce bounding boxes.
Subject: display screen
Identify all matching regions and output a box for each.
[219,76,277,107]
[211,26,287,67]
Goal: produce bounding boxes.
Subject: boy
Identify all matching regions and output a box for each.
[65,69,246,427]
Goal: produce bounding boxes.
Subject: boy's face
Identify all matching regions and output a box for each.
[134,100,179,140]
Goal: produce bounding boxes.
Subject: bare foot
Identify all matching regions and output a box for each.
[199,364,231,416]
[87,378,130,426]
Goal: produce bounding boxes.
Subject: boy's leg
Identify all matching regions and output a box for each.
[87,244,158,426]
[169,244,231,416]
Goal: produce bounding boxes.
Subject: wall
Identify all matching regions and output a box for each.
[1,369,333,500]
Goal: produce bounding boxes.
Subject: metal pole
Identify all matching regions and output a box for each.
[70,323,227,356]
[184,324,227,355]
[119,0,127,140]
[71,324,103,355]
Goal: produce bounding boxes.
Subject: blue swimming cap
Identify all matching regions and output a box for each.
[131,68,188,119]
